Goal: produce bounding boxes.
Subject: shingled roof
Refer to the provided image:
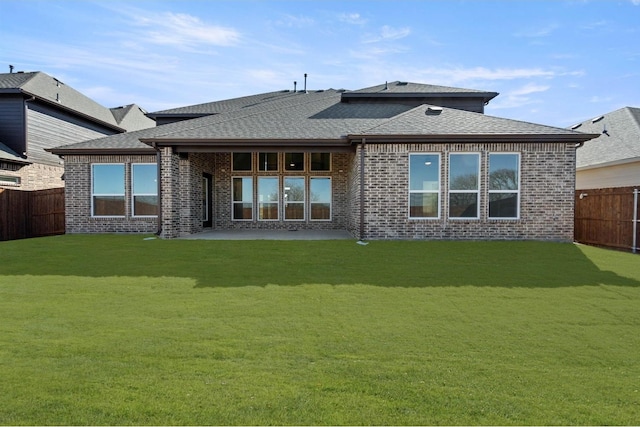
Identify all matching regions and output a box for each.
[0,71,124,131]
[572,107,640,169]
[49,82,598,155]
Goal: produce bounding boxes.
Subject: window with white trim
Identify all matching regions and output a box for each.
[409,154,440,218]
[92,164,125,217]
[310,177,331,220]
[284,177,305,220]
[449,153,480,219]
[258,177,279,220]
[488,153,520,219]
[132,163,158,217]
[232,177,253,220]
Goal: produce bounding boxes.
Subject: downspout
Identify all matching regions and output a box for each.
[152,142,163,236]
[359,138,366,241]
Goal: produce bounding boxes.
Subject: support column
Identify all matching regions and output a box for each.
[160,147,180,238]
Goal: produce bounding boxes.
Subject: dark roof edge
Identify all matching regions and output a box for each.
[348,133,601,143]
[145,112,213,119]
[342,91,499,101]
[46,147,155,156]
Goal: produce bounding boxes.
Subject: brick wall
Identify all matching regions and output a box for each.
[64,154,158,234]
[357,142,576,241]
[0,162,64,191]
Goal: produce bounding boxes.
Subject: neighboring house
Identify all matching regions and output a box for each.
[49,81,598,240]
[0,71,154,190]
[572,107,640,189]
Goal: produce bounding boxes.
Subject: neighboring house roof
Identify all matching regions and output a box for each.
[344,81,498,103]
[0,141,29,164]
[110,104,155,131]
[572,107,640,169]
[49,82,598,155]
[0,71,125,132]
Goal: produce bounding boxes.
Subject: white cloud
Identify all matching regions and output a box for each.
[274,14,314,28]
[511,83,551,96]
[338,13,367,25]
[138,12,241,48]
[515,23,559,38]
[363,25,411,43]
[632,0,640,5]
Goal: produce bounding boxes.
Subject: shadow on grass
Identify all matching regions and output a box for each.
[0,235,638,289]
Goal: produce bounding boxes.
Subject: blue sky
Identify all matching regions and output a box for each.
[1,0,639,127]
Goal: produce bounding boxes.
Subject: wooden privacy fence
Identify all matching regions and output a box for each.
[0,187,65,241]
[575,186,639,253]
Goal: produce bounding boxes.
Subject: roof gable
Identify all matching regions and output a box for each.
[573,107,640,169]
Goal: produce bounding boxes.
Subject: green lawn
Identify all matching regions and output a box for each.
[0,235,638,425]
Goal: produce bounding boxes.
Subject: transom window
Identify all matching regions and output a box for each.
[285,153,304,171]
[310,153,331,171]
[258,152,278,171]
[232,153,252,171]
[409,154,440,218]
[489,153,520,219]
[449,153,480,219]
[92,164,125,217]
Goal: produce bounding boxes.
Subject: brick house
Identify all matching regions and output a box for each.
[49,81,598,240]
[0,71,154,190]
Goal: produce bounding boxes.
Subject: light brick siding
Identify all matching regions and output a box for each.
[64,154,158,234]
[0,162,64,190]
[67,142,576,241]
[359,142,576,241]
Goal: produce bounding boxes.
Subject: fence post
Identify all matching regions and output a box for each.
[633,188,638,254]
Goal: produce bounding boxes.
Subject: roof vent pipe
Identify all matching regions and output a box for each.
[385,81,388,90]
[9,65,14,73]
[304,73,307,93]
[294,81,297,92]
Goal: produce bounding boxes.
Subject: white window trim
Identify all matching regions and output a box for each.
[231,176,254,221]
[448,152,481,220]
[488,152,521,220]
[131,163,158,218]
[408,153,441,220]
[283,176,306,221]
[310,176,332,222]
[257,176,280,221]
[91,163,125,218]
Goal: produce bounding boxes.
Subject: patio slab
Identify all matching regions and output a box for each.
[179,229,354,240]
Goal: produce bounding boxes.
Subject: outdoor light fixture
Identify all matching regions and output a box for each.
[579,193,588,199]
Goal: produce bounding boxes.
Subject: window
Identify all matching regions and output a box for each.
[0,175,20,185]
[258,152,278,171]
[232,177,253,220]
[285,153,304,171]
[409,154,440,218]
[232,153,252,171]
[310,153,331,171]
[284,177,305,220]
[92,164,125,216]
[132,164,158,216]
[258,177,279,220]
[489,153,520,219]
[310,177,331,220]
[449,153,480,219]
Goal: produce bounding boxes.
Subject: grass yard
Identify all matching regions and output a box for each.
[0,235,639,425]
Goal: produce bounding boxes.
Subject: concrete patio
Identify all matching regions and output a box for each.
[178,229,354,240]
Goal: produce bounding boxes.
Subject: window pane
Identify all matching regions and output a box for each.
[410,193,438,218]
[232,153,252,171]
[285,203,304,220]
[233,177,252,202]
[93,164,124,194]
[310,153,331,171]
[134,196,158,216]
[258,152,278,171]
[311,203,330,220]
[409,155,439,191]
[449,154,479,190]
[93,196,125,216]
[233,203,253,220]
[285,153,304,171]
[449,193,478,218]
[132,164,157,194]
[284,177,304,202]
[310,178,331,203]
[489,193,518,218]
[258,177,279,220]
[489,154,519,190]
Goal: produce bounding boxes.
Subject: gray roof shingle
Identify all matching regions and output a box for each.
[572,107,640,168]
